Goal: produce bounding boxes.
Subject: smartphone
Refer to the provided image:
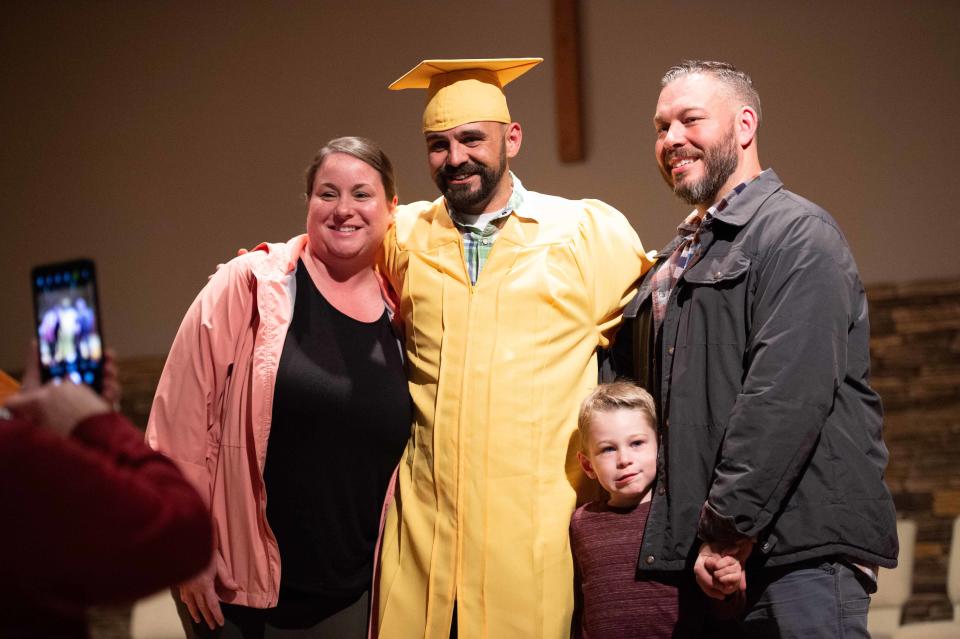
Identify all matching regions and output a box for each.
[31,258,104,393]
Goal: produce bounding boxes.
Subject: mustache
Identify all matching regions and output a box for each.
[439,162,484,179]
[664,148,702,164]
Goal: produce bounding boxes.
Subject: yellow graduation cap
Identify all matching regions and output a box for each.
[389,58,543,132]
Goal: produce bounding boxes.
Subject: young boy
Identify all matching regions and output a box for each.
[570,381,742,638]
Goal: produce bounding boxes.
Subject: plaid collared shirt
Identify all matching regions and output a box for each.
[449,173,526,285]
[651,179,753,331]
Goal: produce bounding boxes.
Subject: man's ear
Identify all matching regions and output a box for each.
[504,121,522,159]
[736,105,759,148]
[577,451,597,480]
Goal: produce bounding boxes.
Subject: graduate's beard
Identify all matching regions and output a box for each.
[436,146,508,215]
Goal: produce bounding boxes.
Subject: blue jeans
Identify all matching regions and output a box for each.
[737,558,872,639]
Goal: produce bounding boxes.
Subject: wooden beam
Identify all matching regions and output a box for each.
[552,0,584,162]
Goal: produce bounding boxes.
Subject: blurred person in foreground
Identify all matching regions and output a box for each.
[147,136,410,638]
[0,347,212,638]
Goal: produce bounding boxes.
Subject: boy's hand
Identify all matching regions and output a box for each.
[710,555,744,591]
[694,539,752,599]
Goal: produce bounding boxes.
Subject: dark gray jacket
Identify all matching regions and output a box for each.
[609,170,898,573]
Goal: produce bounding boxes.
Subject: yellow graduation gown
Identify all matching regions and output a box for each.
[376,184,654,639]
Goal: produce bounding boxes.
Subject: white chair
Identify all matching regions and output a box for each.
[868,519,918,639]
[893,515,960,639]
[130,589,185,639]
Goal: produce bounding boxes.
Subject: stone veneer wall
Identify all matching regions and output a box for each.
[869,278,960,623]
[106,278,960,628]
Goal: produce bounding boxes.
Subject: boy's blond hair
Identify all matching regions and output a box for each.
[577,381,657,450]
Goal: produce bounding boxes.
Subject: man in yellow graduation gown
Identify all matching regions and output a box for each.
[375,58,655,639]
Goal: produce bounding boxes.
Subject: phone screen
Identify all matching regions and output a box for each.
[31,259,104,392]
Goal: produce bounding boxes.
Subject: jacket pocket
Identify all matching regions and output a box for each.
[676,252,752,352]
[207,362,234,450]
[682,252,751,286]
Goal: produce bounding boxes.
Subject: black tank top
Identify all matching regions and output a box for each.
[264,260,410,598]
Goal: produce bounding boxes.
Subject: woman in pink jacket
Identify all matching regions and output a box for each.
[146,137,410,638]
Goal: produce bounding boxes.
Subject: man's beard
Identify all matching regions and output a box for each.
[663,126,739,206]
[435,145,508,214]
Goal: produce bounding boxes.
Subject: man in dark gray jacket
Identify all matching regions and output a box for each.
[610,61,898,637]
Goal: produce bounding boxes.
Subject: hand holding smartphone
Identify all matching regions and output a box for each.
[31,259,105,393]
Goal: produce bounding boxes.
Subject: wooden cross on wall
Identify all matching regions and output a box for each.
[552,0,584,162]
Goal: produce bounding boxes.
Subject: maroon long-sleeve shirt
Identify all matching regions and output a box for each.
[570,500,705,638]
[0,411,212,638]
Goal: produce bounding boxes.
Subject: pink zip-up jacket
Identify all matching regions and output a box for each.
[147,234,306,608]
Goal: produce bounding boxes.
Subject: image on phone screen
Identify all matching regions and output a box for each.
[31,259,104,392]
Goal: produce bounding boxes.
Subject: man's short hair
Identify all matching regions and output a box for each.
[577,381,657,449]
[661,60,762,126]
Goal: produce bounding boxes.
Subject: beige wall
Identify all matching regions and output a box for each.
[2,0,958,369]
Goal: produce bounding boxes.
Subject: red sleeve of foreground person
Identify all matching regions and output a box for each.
[0,390,212,635]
